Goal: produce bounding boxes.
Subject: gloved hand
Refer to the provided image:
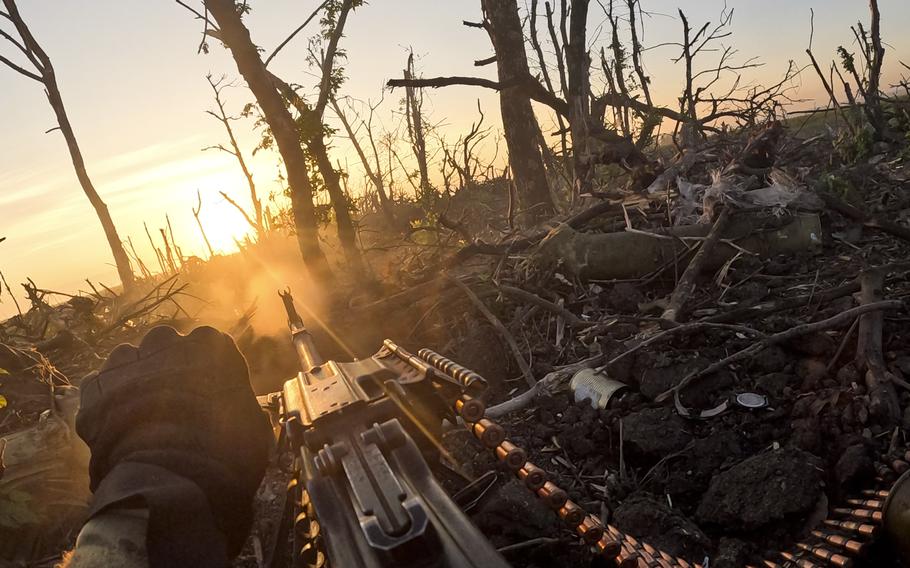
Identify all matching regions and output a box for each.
[76,325,271,567]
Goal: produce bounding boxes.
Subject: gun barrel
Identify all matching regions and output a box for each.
[279,289,324,371]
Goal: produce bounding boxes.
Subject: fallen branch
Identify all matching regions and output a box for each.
[704,279,860,324]
[449,276,536,388]
[495,285,584,327]
[855,268,900,424]
[661,207,732,322]
[658,300,904,403]
[485,355,603,418]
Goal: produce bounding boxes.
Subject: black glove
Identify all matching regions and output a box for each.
[76,325,271,567]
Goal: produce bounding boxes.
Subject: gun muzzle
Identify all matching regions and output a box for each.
[279,289,323,371]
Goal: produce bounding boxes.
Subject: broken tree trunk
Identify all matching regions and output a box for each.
[536,212,822,280]
[855,268,900,425]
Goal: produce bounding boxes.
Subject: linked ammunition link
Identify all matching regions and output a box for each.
[290,477,328,568]
[745,487,889,568]
[447,391,700,568]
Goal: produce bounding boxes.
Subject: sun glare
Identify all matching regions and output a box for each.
[198,197,257,255]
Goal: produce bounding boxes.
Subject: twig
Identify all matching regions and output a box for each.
[826,317,859,375]
[0,270,23,318]
[449,276,536,388]
[495,285,584,327]
[601,321,765,372]
[497,538,561,554]
[263,0,329,68]
[485,355,603,418]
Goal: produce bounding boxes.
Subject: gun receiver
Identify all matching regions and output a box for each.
[274,290,508,568]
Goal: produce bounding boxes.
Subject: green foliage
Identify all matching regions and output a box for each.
[833,125,874,164]
[837,46,857,76]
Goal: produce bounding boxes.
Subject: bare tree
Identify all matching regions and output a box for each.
[198,0,334,284]
[403,50,433,198]
[192,190,216,259]
[0,0,134,288]
[479,0,555,221]
[330,95,398,226]
[203,73,264,236]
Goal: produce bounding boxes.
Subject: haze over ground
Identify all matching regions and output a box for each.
[1,0,908,318]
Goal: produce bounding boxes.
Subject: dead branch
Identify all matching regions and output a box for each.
[387,74,570,117]
[494,285,584,327]
[660,299,903,403]
[604,322,765,371]
[485,354,604,418]
[192,189,215,259]
[855,268,900,424]
[449,276,536,388]
[263,0,328,68]
[661,207,732,322]
[220,190,261,232]
[204,74,263,234]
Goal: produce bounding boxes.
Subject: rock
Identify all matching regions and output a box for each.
[712,538,751,568]
[796,358,828,388]
[765,257,796,276]
[609,283,645,314]
[667,431,745,499]
[755,372,794,398]
[473,479,560,544]
[613,494,710,562]
[750,345,789,373]
[786,332,836,357]
[696,448,823,530]
[622,407,693,459]
[790,418,822,454]
[834,444,874,491]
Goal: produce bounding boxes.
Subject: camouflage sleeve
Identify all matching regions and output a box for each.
[58,508,149,568]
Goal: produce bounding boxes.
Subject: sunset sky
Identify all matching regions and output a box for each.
[1,0,908,317]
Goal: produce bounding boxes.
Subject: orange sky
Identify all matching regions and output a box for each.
[1,0,909,318]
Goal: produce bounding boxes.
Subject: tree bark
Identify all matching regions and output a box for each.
[403,52,432,198]
[481,0,555,223]
[44,79,135,288]
[305,132,365,276]
[565,0,592,194]
[266,73,365,276]
[205,0,333,283]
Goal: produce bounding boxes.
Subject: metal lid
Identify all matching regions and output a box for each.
[734,392,768,409]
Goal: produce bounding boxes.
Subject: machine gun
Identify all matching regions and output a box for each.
[265,290,512,568]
